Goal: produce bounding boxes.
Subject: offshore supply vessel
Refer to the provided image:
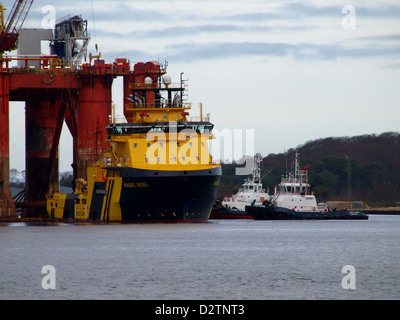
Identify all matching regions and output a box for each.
[47,60,221,223]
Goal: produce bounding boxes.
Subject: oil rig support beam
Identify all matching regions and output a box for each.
[25,100,60,216]
[74,65,113,180]
[0,69,16,217]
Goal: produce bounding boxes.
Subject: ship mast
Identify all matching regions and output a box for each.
[252,153,262,184]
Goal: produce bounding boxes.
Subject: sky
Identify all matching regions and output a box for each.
[5,0,400,172]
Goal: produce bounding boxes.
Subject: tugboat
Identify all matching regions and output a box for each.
[210,153,270,219]
[246,152,368,220]
[47,60,221,223]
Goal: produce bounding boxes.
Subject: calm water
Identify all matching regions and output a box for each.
[0,215,399,300]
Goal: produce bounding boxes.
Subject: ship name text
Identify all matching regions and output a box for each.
[124,182,149,188]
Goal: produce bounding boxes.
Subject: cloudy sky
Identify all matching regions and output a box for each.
[6,0,400,172]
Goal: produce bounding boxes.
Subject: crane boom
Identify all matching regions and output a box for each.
[4,0,33,34]
[0,0,34,52]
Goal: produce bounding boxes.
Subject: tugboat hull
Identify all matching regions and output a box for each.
[246,205,369,220]
[210,204,252,219]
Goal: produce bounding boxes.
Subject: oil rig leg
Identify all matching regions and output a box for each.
[24,100,60,217]
[0,71,17,217]
[75,74,113,180]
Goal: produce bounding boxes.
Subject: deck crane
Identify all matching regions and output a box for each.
[0,0,34,53]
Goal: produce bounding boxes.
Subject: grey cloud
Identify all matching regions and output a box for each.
[360,34,400,42]
[284,2,400,19]
[224,11,289,22]
[355,4,400,18]
[19,1,400,64]
[104,41,400,63]
[96,23,314,40]
[23,1,400,26]
[221,2,400,23]
[383,62,400,69]
[24,1,168,25]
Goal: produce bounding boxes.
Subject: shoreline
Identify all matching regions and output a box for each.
[1,209,400,224]
[362,207,400,215]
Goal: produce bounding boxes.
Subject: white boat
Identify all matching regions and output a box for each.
[246,151,368,220]
[210,153,270,219]
[271,151,330,212]
[245,151,368,220]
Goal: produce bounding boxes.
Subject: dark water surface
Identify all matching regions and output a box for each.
[1,215,399,300]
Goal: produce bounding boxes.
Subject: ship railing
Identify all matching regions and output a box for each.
[124,102,192,110]
[128,82,185,90]
[1,54,127,75]
[109,116,128,124]
[188,115,210,122]
[280,176,298,184]
[161,82,187,89]
[1,54,70,73]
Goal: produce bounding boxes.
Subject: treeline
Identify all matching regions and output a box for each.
[10,171,74,189]
[218,132,400,206]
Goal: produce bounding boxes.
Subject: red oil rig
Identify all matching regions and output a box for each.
[0,1,158,218]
